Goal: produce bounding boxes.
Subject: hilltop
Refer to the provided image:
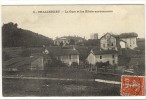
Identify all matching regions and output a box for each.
[2,22,54,47]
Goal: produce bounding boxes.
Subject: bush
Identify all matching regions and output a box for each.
[96,61,110,68]
[71,62,78,68]
[49,57,68,67]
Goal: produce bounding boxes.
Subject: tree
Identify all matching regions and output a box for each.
[2,22,54,47]
[84,39,99,46]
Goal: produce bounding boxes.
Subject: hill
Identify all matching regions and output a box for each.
[2,22,54,47]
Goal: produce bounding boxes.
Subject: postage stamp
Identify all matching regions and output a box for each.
[121,75,145,96]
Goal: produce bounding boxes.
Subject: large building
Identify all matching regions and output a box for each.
[100,33,119,51]
[54,37,70,46]
[119,33,138,49]
[47,46,80,66]
[86,32,139,66]
[86,49,118,65]
[54,36,85,46]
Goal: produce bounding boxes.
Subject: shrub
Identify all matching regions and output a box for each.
[71,62,78,68]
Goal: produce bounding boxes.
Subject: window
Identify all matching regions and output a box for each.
[111,43,114,46]
[103,44,105,47]
[100,56,102,59]
[107,44,109,47]
[112,55,114,59]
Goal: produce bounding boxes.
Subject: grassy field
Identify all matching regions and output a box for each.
[3,67,121,96]
[3,67,121,81]
[3,78,120,96]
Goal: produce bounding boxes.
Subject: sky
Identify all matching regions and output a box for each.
[2,5,145,40]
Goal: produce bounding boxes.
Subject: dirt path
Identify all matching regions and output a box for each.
[3,76,121,85]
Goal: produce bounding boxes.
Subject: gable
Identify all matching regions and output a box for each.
[87,52,95,60]
[100,33,116,40]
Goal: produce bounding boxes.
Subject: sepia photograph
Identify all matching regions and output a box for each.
[1,5,145,97]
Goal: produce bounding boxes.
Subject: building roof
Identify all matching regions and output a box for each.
[119,32,138,38]
[100,33,119,40]
[55,37,69,41]
[92,50,118,55]
[54,36,85,41]
[47,46,79,56]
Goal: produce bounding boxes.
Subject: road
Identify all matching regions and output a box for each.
[3,76,121,85]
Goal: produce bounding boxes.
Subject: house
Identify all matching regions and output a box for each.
[47,46,79,66]
[86,49,118,65]
[100,33,119,51]
[54,36,85,46]
[119,33,138,49]
[3,56,45,71]
[54,37,70,46]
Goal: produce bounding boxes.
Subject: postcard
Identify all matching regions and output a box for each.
[1,4,145,97]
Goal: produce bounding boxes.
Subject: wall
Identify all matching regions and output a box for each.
[54,39,70,45]
[95,54,118,65]
[100,34,117,50]
[86,53,96,65]
[121,37,137,49]
[60,55,79,66]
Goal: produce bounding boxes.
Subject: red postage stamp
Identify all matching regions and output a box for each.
[121,75,145,96]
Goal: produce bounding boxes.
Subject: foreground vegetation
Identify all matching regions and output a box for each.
[3,78,120,96]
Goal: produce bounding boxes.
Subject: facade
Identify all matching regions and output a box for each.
[54,37,70,46]
[86,50,118,65]
[3,56,45,71]
[56,48,79,66]
[119,33,138,49]
[59,54,79,66]
[47,46,79,66]
[54,36,85,46]
[100,33,118,50]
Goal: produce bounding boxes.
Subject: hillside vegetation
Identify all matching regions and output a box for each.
[2,22,54,47]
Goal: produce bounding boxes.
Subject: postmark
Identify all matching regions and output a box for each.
[121,75,145,96]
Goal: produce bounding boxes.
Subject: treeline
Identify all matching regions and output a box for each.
[2,22,54,47]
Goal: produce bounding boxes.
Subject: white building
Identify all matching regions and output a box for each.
[54,37,70,46]
[86,50,118,65]
[119,33,138,49]
[100,33,119,51]
[90,33,98,39]
[47,46,79,66]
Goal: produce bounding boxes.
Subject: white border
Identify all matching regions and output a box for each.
[0,0,145,99]
[0,0,145,5]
